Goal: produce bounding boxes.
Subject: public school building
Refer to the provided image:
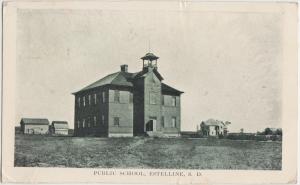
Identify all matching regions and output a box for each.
[73,53,183,137]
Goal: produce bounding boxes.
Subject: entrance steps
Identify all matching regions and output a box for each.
[146,131,166,138]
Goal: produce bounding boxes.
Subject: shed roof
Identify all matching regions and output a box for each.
[53,124,68,129]
[52,121,68,124]
[21,118,49,125]
[52,121,68,129]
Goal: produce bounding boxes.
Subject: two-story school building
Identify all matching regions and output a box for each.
[72,53,183,137]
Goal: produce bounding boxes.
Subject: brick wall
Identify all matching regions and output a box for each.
[108,89,133,136]
[161,102,181,134]
[133,78,145,135]
[74,87,109,137]
[143,70,162,132]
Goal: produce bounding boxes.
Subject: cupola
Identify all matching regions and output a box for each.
[141,52,159,70]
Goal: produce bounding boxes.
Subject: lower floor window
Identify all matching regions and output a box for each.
[161,116,165,128]
[171,117,176,128]
[87,117,91,127]
[102,115,105,124]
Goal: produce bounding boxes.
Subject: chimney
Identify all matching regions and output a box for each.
[120,64,128,72]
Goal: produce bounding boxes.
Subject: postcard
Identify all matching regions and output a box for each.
[1,0,298,184]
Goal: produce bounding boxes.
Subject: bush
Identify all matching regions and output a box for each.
[226,134,255,140]
[226,134,281,141]
[218,135,224,139]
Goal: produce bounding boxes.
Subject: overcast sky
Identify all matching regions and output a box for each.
[16,5,283,132]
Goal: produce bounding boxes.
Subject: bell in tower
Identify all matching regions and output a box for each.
[141,53,159,70]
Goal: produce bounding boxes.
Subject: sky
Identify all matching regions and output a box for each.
[16,5,283,132]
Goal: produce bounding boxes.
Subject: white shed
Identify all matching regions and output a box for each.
[51,121,69,135]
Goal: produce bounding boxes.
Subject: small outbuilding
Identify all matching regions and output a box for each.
[20,118,49,134]
[50,121,69,135]
[199,119,230,137]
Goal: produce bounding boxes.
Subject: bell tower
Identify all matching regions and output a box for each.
[141,53,159,70]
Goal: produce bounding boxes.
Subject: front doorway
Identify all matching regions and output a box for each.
[146,117,157,132]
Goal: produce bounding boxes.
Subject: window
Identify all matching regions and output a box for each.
[102,91,106,103]
[114,90,120,103]
[129,93,133,103]
[161,116,165,128]
[171,117,176,128]
[161,95,164,105]
[150,92,157,104]
[77,97,81,107]
[94,116,97,126]
[88,95,91,105]
[83,96,86,107]
[86,117,90,127]
[102,115,105,124]
[171,96,176,106]
[114,117,120,126]
[83,119,85,128]
[94,94,97,104]
[77,120,80,128]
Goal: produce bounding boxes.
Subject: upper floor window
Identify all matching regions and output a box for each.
[161,95,164,105]
[77,120,80,128]
[102,91,106,103]
[171,117,176,128]
[114,90,120,103]
[88,95,91,105]
[114,117,120,126]
[77,97,81,107]
[171,96,176,106]
[83,96,86,107]
[150,92,158,104]
[94,94,97,104]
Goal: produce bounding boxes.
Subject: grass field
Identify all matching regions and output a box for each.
[14,134,282,169]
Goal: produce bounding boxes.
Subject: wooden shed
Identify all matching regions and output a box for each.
[50,121,69,135]
[20,118,49,134]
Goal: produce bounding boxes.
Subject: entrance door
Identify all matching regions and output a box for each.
[146,121,153,131]
[149,117,157,132]
[146,117,157,132]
